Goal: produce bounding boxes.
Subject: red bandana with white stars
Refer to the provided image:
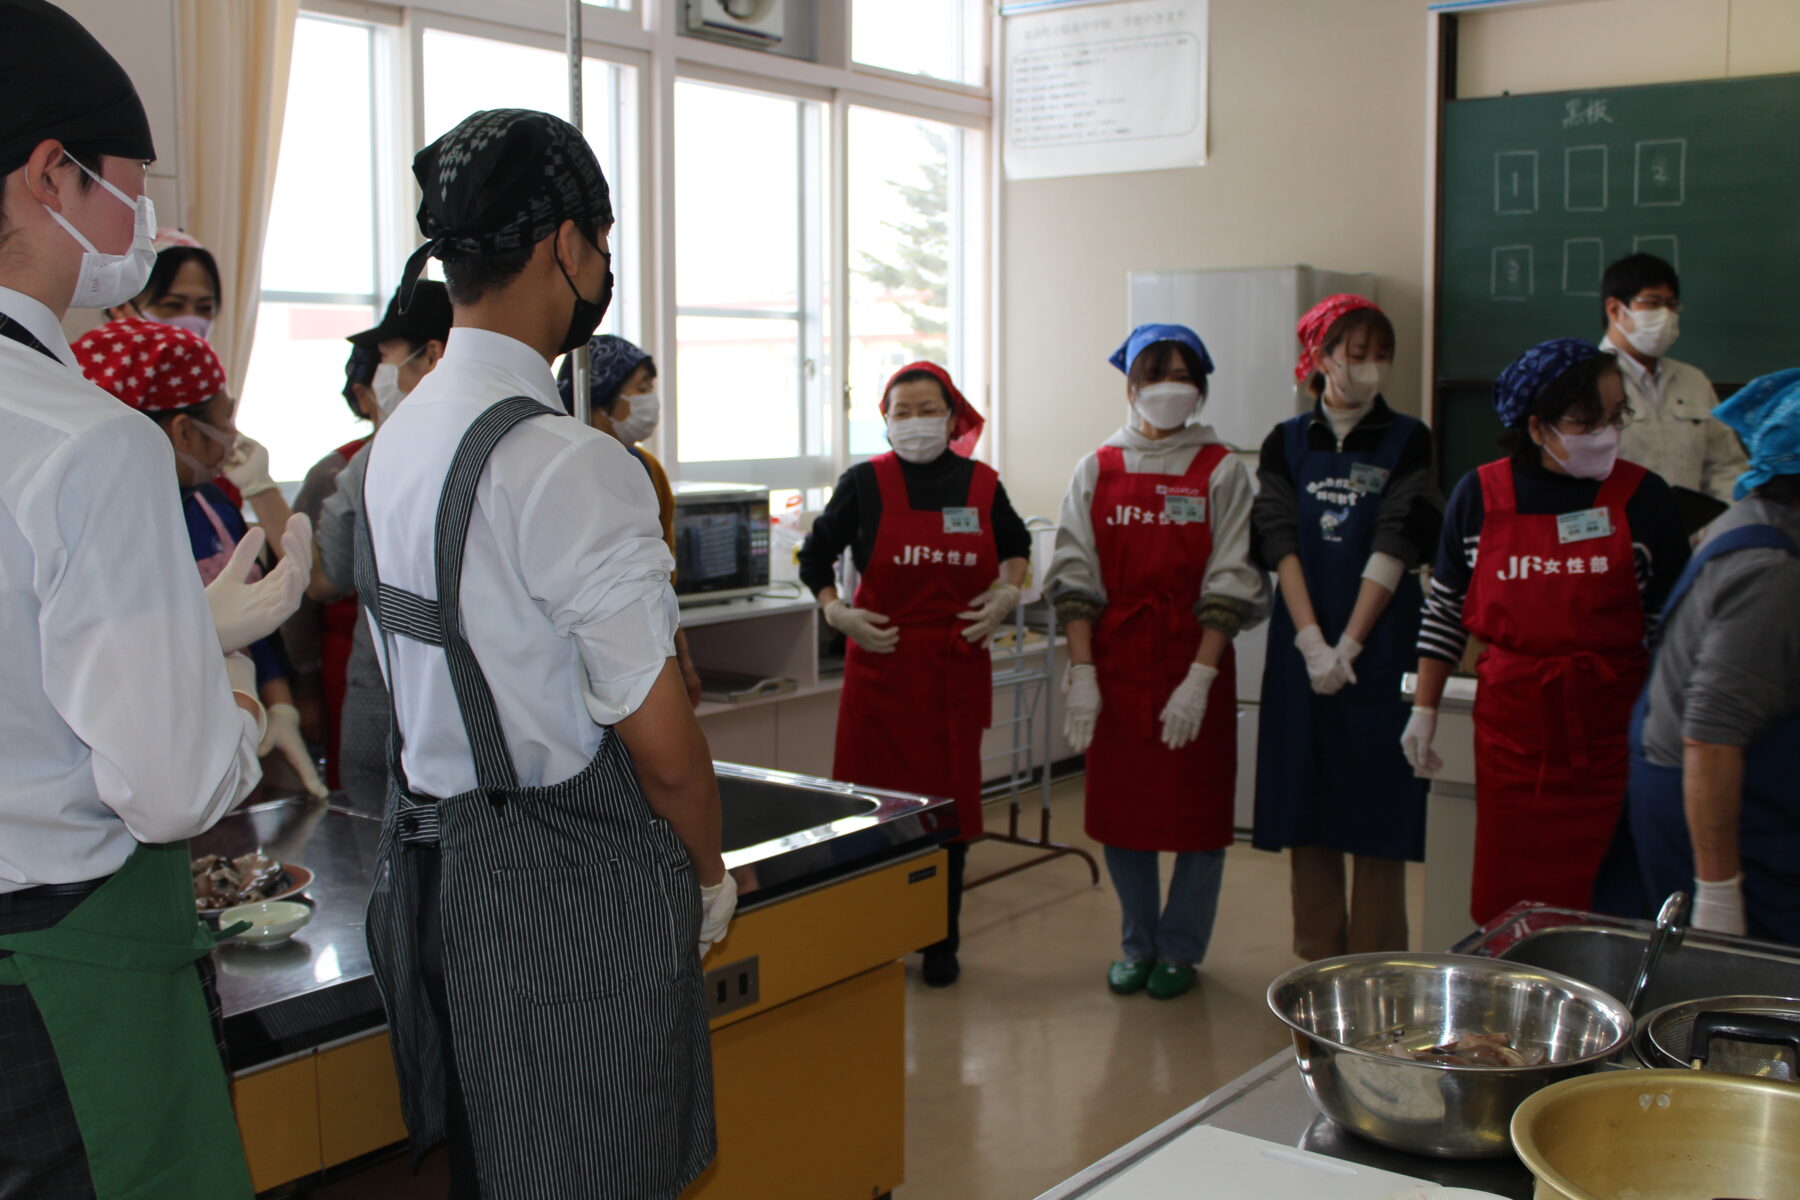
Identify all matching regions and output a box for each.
[72,317,226,412]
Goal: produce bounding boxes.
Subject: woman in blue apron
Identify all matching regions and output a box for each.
[1251,296,1443,960]
[1622,368,1800,944]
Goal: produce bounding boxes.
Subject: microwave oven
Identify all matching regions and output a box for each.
[671,482,771,605]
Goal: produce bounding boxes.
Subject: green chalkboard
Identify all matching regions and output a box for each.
[1435,73,1800,486]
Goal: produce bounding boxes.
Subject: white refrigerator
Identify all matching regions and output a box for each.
[1127,265,1376,830]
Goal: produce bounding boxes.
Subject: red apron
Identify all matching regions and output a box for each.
[1085,443,1237,853]
[833,452,999,841]
[1463,458,1650,924]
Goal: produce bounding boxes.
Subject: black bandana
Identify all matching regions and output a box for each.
[0,0,156,177]
[399,108,612,310]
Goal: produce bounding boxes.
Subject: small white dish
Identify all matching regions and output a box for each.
[219,900,312,948]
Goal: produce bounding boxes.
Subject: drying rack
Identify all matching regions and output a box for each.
[967,517,1099,890]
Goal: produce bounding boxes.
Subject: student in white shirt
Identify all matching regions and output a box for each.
[1600,252,1747,503]
[357,108,731,1199]
[0,2,308,1193]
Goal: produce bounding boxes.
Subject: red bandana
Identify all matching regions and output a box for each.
[879,361,986,457]
[1294,294,1381,383]
[73,317,226,412]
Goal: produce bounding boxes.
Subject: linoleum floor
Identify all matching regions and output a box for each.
[309,776,1426,1199]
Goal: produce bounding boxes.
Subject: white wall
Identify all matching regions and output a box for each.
[993,0,1800,520]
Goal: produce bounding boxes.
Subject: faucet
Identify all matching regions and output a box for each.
[1625,892,1689,1016]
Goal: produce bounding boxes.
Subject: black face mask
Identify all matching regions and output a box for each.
[555,238,613,355]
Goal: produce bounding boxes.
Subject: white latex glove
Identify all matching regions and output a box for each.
[1401,706,1444,778]
[699,870,739,957]
[824,598,898,653]
[260,702,329,799]
[225,652,267,744]
[1334,634,1364,688]
[1296,624,1351,695]
[1064,663,1101,754]
[205,515,312,654]
[957,581,1022,645]
[1692,874,1748,937]
[223,434,277,498]
[1159,661,1218,751]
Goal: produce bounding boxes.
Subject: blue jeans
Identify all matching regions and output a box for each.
[1103,845,1226,967]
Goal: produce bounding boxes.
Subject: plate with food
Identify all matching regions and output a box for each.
[192,852,312,917]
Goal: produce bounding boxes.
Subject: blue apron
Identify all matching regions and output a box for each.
[1623,523,1800,945]
[1254,412,1428,860]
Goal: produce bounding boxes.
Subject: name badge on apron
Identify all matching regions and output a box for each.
[1557,507,1614,544]
[1350,463,1391,494]
[1163,494,1206,524]
[943,507,981,534]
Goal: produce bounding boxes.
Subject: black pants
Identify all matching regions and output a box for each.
[923,841,968,955]
[412,845,481,1200]
[0,887,99,1200]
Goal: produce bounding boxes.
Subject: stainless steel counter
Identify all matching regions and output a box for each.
[196,761,954,1071]
[1033,1052,1536,1200]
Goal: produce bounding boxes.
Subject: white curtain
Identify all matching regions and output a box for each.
[177,0,301,392]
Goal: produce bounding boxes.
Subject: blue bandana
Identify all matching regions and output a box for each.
[1492,338,1603,428]
[556,334,650,416]
[1109,323,1214,377]
[1715,367,1800,500]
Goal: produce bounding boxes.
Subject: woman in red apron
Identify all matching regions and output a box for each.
[1050,324,1269,1000]
[799,363,1032,987]
[1408,339,1688,925]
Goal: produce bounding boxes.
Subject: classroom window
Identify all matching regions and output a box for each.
[672,80,828,482]
[847,107,987,458]
[852,0,988,87]
[419,27,638,342]
[241,14,388,483]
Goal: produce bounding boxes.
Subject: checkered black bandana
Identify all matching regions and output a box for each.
[399,108,612,309]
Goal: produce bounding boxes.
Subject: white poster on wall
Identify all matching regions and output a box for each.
[1002,0,1209,181]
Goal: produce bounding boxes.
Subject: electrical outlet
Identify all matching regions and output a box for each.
[703,954,761,1018]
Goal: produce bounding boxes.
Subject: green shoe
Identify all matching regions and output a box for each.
[1107,960,1153,994]
[1146,962,1198,1000]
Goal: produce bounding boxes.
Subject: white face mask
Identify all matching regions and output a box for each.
[1548,423,1621,481]
[44,157,157,310]
[176,416,236,485]
[372,363,406,418]
[146,312,213,341]
[613,391,659,444]
[888,414,951,463]
[372,345,426,419]
[1324,357,1388,409]
[1132,381,1201,431]
[1620,306,1680,358]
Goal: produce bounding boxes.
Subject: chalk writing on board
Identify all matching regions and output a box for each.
[1563,238,1604,296]
[1563,99,1614,130]
[1635,140,1686,207]
[1633,234,1680,270]
[1565,145,1609,212]
[1492,245,1534,302]
[1495,151,1539,215]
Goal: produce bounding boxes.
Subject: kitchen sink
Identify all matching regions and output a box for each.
[1462,909,1800,1009]
[718,773,880,852]
[1495,927,1800,1008]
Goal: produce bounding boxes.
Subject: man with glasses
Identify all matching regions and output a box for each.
[1600,252,1747,504]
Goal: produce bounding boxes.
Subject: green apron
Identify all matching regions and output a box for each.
[0,841,253,1199]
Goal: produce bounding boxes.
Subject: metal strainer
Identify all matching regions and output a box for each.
[1635,994,1800,1080]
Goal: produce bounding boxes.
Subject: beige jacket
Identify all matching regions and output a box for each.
[1605,341,1747,502]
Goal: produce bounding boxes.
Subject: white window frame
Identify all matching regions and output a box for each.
[287,0,996,488]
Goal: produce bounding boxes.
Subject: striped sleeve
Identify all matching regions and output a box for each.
[1417,471,1485,665]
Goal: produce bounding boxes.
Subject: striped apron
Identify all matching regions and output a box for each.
[353,396,715,1199]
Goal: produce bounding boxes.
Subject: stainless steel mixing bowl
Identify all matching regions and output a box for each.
[1267,952,1635,1158]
